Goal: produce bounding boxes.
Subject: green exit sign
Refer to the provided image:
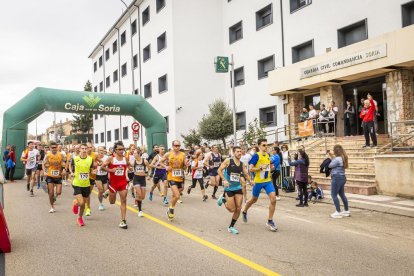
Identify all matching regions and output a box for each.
[215,56,229,73]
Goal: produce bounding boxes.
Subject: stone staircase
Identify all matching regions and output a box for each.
[298,135,391,195]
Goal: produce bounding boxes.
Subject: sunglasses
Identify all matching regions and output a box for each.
[173,144,181,147]
[50,147,57,149]
[116,148,125,151]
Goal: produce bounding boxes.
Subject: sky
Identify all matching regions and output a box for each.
[0,0,132,138]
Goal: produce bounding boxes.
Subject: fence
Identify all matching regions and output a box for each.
[389,120,414,152]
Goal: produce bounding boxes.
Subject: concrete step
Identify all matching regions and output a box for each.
[316,181,377,196]
[307,152,376,158]
[308,157,375,164]
[308,164,375,171]
[308,170,376,180]
[311,175,376,186]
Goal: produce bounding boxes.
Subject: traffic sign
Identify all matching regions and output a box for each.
[131,122,140,132]
[215,56,229,73]
[133,133,139,141]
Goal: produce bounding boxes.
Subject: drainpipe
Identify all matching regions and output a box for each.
[115,26,123,141]
[134,2,144,147]
[280,0,285,67]
[101,44,107,148]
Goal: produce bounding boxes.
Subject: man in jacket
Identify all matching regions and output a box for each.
[359,94,377,148]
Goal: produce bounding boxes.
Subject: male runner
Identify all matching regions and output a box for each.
[42,142,66,213]
[149,145,168,205]
[160,140,189,221]
[203,145,222,199]
[72,144,95,226]
[20,141,40,196]
[85,142,97,216]
[242,139,277,232]
[35,144,45,189]
[96,146,109,211]
[101,141,131,229]
[57,144,67,185]
[132,149,150,217]
[217,146,253,234]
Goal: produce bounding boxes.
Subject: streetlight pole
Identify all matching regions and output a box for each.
[230,54,237,146]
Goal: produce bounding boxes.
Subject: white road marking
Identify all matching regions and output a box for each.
[344,229,379,239]
[284,215,314,224]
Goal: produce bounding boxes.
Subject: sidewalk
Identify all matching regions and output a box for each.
[281,190,414,218]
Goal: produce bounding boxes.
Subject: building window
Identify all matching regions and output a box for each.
[158,74,168,93]
[257,55,275,79]
[99,81,103,92]
[133,54,138,69]
[234,67,245,86]
[402,1,414,27]
[121,63,127,77]
[113,70,118,83]
[156,0,165,12]
[95,134,98,143]
[100,132,104,143]
[144,82,152,98]
[164,116,169,133]
[229,21,243,44]
[93,62,97,72]
[123,126,129,139]
[259,106,277,126]
[113,40,118,54]
[98,56,103,67]
[256,4,273,30]
[134,89,139,95]
[236,112,246,130]
[292,39,314,63]
[157,32,167,52]
[142,6,150,25]
[107,130,112,142]
[94,86,97,92]
[106,76,110,88]
[131,20,137,35]
[121,31,126,46]
[105,49,110,61]
[338,19,368,48]
[114,128,120,141]
[143,44,151,62]
[290,0,312,13]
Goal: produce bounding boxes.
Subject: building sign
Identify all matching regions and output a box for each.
[64,94,121,113]
[300,44,387,79]
[215,56,229,73]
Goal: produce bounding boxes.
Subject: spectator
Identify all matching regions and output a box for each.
[328,101,337,134]
[270,147,281,201]
[281,144,290,177]
[289,149,310,207]
[344,99,356,136]
[308,181,324,203]
[359,94,377,148]
[307,104,317,121]
[318,104,329,133]
[329,145,349,218]
[7,145,16,182]
[3,144,10,180]
[299,107,309,122]
[358,98,365,113]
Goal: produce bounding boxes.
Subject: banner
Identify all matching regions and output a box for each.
[298,120,314,137]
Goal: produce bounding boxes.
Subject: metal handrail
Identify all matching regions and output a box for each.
[389,120,414,152]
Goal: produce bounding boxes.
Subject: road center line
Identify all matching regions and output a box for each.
[344,229,379,239]
[91,190,280,276]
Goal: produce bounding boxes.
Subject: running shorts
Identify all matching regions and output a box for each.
[108,183,128,193]
[209,168,218,177]
[96,174,108,185]
[37,164,43,171]
[168,181,183,189]
[89,179,96,186]
[73,186,91,198]
[26,168,36,176]
[46,177,62,185]
[252,181,275,198]
[225,189,243,197]
[133,175,147,187]
[127,172,134,182]
[153,173,167,184]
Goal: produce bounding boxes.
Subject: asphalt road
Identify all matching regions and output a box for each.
[2,180,414,276]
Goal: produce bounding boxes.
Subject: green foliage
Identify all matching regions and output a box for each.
[242,118,267,146]
[181,129,202,148]
[198,99,233,149]
[71,81,93,134]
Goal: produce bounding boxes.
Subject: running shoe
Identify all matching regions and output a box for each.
[217,194,224,206]
[227,227,239,235]
[30,190,34,197]
[159,192,163,197]
[276,196,281,201]
[163,197,169,205]
[187,186,191,194]
[242,212,248,223]
[340,210,350,217]
[26,183,30,191]
[266,220,278,232]
[149,192,153,201]
[98,204,105,211]
[41,182,48,193]
[212,195,217,200]
[85,208,91,216]
[203,195,208,202]
[49,208,55,213]
[178,199,183,204]
[119,220,128,229]
[77,217,85,226]
[138,211,144,217]
[37,182,40,189]
[102,190,109,199]
[330,211,343,219]
[167,208,174,220]
[72,200,79,214]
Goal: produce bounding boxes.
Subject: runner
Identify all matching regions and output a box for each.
[149,145,169,205]
[35,144,45,189]
[57,144,67,185]
[203,145,222,199]
[101,141,131,229]
[132,149,150,217]
[42,142,66,213]
[217,146,253,234]
[67,145,80,185]
[159,140,189,221]
[96,146,109,211]
[242,139,278,232]
[20,141,40,197]
[240,147,252,203]
[85,142,97,216]
[126,145,136,199]
[187,150,208,201]
[71,143,95,226]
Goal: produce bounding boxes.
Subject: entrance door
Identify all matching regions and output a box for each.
[342,76,387,135]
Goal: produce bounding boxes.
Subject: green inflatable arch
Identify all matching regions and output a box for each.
[1,87,167,179]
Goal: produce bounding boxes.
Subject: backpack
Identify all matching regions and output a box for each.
[282,177,295,193]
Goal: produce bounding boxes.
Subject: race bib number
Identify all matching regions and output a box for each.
[79,173,89,180]
[172,170,183,177]
[135,165,145,173]
[194,169,203,178]
[214,162,220,168]
[230,173,240,182]
[263,165,270,172]
[115,168,124,176]
[51,170,60,177]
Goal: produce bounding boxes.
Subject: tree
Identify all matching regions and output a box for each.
[181,129,202,148]
[198,99,233,149]
[242,118,267,146]
[72,81,94,134]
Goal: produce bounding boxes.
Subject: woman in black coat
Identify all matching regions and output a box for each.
[344,100,356,136]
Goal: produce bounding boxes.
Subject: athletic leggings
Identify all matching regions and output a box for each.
[192,178,204,190]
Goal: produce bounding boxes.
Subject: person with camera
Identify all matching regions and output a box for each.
[359,93,377,148]
[289,149,310,207]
